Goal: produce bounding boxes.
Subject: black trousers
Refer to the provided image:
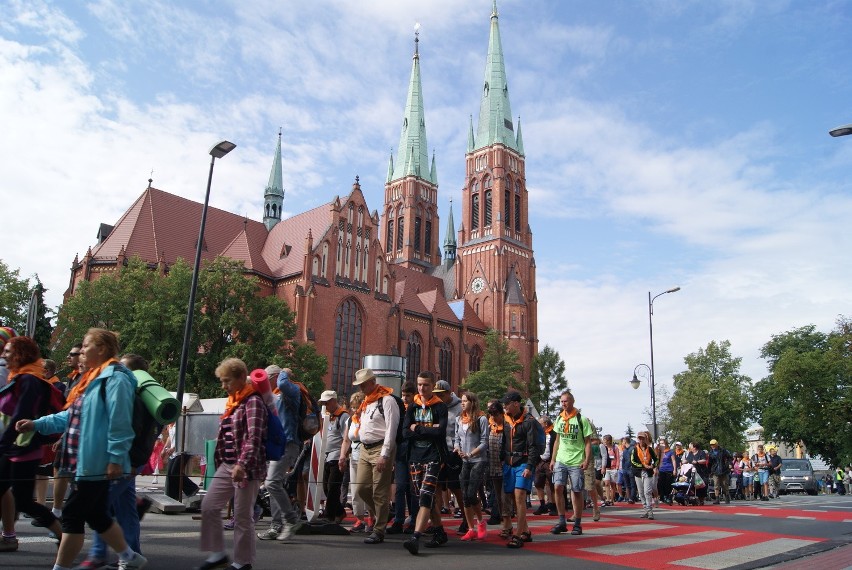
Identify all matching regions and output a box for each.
[0,456,57,528]
[323,460,345,519]
[165,454,198,500]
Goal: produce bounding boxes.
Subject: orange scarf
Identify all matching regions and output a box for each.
[559,408,578,434]
[505,411,525,429]
[222,383,257,419]
[414,394,442,408]
[8,361,44,379]
[358,385,393,414]
[461,410,484,424]
[636,444,652,468]
[489,415,505,433]
[64,358,119,410]
[544,424,554,435]
[46,375,62,385]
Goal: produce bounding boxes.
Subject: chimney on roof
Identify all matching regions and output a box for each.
[96,223,114,244]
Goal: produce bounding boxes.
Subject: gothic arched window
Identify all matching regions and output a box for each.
[469,345,483,373]
[439,338,453,385]
[515,194,521,232]
[396,217,404,251]
[332,298,363,396]
[406,331,423,383]
[484,190,493,226]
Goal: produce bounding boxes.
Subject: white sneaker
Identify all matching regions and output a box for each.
[118,552,148,570]
[258,524,282,540]
[276,522,294,541]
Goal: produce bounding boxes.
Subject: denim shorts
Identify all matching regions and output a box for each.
[553,463,584,491]
[758,470,769,485]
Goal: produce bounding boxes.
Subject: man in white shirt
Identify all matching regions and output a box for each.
[352,368,400,545]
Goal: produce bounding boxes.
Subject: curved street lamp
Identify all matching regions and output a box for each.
[829,123,852,137]
[638,287,681,441]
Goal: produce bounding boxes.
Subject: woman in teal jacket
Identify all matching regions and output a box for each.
[17,328,147,570]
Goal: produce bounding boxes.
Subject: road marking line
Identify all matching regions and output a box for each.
[787,516,815,520]
[143,531,201,539]
[735,513,761,516]
[671,538,818,569]
[580,530,738,556]
[802,509,827,512]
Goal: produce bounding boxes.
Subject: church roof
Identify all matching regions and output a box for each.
[261,202,331,278]
[91,187,266,267]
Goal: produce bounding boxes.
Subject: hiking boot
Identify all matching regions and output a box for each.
[639,512,648,519]
[547,503,558,516]
[363,532,384,544]
[425,528,448,548]
[386,521,404,535]
[0,536,19,552]
[350,520,366,533]
[571,524,583,536]
[550,522,568,534]
[647,512,655,520]
[257,523,283,540]
[403,536,420,555]
[533,503,548,515]
[593,508,601,522]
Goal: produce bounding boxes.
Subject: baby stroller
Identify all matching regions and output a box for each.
[672,463,705,506]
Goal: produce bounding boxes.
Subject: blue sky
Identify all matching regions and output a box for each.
[3,0,851,438]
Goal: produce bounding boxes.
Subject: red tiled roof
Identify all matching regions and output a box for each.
[394,266,459,322]
[221,225,272,276]
[261,202,333,277]
[92,187,266,267]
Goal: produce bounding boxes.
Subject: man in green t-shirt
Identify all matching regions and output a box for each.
[550,390,592,536]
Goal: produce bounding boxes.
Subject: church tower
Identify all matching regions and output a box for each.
[456,1,538,379]
[380,26,441,271]
[263,129,285,231]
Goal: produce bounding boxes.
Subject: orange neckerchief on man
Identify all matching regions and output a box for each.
[358,384,393,414]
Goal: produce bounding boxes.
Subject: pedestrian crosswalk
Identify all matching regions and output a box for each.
[520,514,824,569]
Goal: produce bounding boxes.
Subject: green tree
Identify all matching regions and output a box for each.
[30,279,55,358]
[752,320,852,467]
[624,423,635,440]
[529,345,567,416]
[282,342,329,398]
[666,340,751,450]
[53,256,321,399]
[462,329,524,402]
[0,259,32,331]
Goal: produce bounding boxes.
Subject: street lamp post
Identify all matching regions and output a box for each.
[176,140,236,409]
[630,364,651,434]
[173,141,235,502]
[641,287,681,441]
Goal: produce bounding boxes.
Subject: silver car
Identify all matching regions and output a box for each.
[779,458,818,495]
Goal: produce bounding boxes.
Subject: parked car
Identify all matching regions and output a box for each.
[779,458,818,495]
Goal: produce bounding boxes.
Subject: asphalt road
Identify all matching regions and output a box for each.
[7,490,852,569]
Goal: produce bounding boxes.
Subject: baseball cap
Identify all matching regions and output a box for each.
[501,391,522,405]
[709,439,718,445]
[433,380,451,393]
[319,390,338,403]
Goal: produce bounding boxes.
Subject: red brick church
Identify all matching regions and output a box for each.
[66,4,538,398]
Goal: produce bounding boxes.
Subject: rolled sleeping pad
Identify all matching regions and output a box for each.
[133,369,180,424]
[250,369,271,394]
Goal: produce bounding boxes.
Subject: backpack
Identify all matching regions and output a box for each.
[376,392,406,444]
[281,378,320,442]
[258,395,287,461]
[39,381,66,444]
[99,364,163,470]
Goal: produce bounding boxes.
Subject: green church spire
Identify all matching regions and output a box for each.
[474,1,518,152]
[386,149,394,183]
[515,116,525,155]
[392,24,433,184]
[467,115,475,153]
[263,129,285,231]
[443,197,456,265]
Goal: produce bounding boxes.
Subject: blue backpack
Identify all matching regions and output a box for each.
[262,398,287,461]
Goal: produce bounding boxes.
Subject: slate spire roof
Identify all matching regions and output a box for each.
[474,0,519,153]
